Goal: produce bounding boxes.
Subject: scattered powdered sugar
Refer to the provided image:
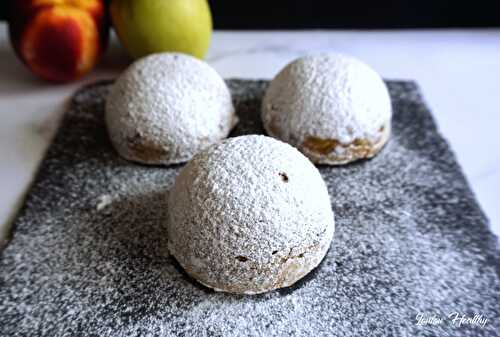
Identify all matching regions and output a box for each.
[96,194,113,211]
[0,80,498,337]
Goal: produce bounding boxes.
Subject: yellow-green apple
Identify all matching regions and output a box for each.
[9,0,109,82]
[110,0,212,59]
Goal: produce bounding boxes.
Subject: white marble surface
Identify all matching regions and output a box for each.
[1,24,500,244]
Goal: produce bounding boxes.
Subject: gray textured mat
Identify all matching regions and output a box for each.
[0,80,499,337]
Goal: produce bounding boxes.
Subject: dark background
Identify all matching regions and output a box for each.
[208,0,500,28]
[2,0,500,28]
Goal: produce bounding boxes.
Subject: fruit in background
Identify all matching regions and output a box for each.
[110,0,212,59]
[9,0,109,83]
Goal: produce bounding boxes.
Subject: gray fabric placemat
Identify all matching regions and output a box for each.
[0,79,499,337]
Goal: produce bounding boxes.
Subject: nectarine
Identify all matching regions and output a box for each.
[9,0,108,82]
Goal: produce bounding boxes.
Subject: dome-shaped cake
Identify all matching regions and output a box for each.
[106,52,237,165]
[167,135,335,294]
[262,53,392,165]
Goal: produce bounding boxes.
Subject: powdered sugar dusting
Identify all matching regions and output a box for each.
[96,194,113,211]
[168,135,335,294]
[0,80,498,336]
[106,53,236,165]
[262,53,392,164]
